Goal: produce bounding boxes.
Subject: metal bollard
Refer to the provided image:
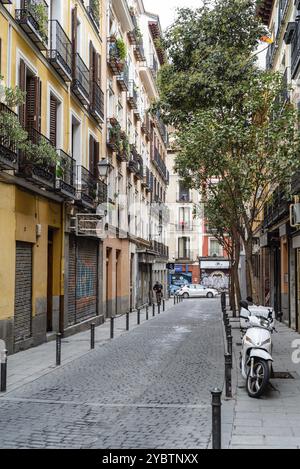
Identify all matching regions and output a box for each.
[225,353,232,398]
[146,306,149,321]
[227,335,233,359]
[110,317,114,339]
[0,349,7,393]
[226,324,232,339]
[56,333,62,366]
[158,304,161,315]
[211,388,222,449]
[137,309,141,325]
[163,299,165,312]
[221,292,226,312]
[152,303,155,317]
[174,295,176,305]
[91,323,95,350]
[126,312,130,331]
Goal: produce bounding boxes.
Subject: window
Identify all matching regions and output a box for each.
[19,59,41,132]
[179,207,191,229]
[89,134,99,177]
[209,239,222,257]
[178,181,190,202]
[178,237,190,259]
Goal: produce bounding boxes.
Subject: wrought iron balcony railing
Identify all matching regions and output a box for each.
[153,148,168,183]
[0,103,19,171]
[262,188,290,229]
[177,192,192,203]
[291,19,300,78]
[134,39,146,62]
[19,126,56,189]
[108,41,125,75]
[176,222,193,232]
[71,53,90,106]
[15,0,48,51]
[47,20,72,82]
[141,112,151,139]
[98,179,108,205]
[87,0,100,31]
[152,241,169,259]
[127,80,139,110]
[55,150,76,199]
[117,62,129,91]
[149,54,159,78]
[90,81,104,123]
[76,165,98,209]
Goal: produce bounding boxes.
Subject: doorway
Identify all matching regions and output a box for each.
[47,229,54,332]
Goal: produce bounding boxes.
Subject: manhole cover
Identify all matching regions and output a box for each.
[272,372,294,379]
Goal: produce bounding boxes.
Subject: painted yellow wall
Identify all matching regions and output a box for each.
[0,183,16,321]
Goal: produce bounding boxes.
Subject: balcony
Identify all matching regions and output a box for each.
[98,179,108,205]
[90,81,104,123]
[134,39,146,62]
[107,119,121,151]
[266,41,276,70]
[117,62,129,91]
[47,20,72,82]
[18,127,56,190]
[86,0,100,32]
[127,80,139,110]
[153,148,169,183]
[142,167,152,191]
[177,192,192,203]
[128,10,140,45]
[76,166,98,210]
[176,251,191,261]
[0,0,12,4]
[128,145,139,174]
[71,53,90,106]
[117,132,130,162]
[107,41,125,75]
[141,113,151,140]
[152,241,169,259]
[177,222,193,232]
[15,0,48,51]
[0,103,19,171]
[55,150,76,199]
[149,54,159,79]
[155,112,168,145]
[262,188,290,229]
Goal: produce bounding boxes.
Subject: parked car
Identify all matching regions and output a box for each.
[177,284,219,299]
[169,284,184,296]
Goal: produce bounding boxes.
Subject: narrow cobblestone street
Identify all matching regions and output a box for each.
[0,299,224,449]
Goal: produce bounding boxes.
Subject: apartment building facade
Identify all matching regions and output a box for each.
[0,0,169,354]
[166,148,202,286]
[255,0,300,331]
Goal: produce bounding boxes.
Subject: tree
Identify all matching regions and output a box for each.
[157,0,300,301]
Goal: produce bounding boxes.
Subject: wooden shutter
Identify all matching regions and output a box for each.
[71,7,78,77]
[26,76,41,132]
[96,53,101,86]
[89,135,95,175]
[89,41,95,105]
[49,95,57,148]
[94,141,99,176]
[19,59,26,127]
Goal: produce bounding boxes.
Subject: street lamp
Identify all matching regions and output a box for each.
[98,158,113,179]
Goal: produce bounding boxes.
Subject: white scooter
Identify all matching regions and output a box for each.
[240,301,276,399]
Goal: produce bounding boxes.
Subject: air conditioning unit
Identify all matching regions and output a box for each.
[290,203,300,227]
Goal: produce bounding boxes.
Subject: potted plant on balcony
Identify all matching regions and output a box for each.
[26,137,58,170]
[0,80,28,153]
[28,1,48,43]
[108,122,121,149]
[115,38,127,71]
[118,133,130,161]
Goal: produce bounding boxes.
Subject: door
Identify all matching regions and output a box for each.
[14,242,32,343]
[47,230,54,332]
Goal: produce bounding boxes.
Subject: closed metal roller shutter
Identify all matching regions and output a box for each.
[68,235,76,327]
[14,242,32,343]
[76,238,98,322]
[67,237,98,325]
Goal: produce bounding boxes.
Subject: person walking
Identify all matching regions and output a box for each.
[153,281,163,305]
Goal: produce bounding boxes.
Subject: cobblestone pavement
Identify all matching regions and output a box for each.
[223,316,300,449]
[0,299,225,449]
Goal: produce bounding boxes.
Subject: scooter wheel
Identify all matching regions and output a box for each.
[246,359,270,399]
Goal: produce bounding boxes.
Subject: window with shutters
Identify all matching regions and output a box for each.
[49,94,58,148]
[18,60,41,133]
[89,134,99,178]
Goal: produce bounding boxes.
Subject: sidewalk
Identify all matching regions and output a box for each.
[223,313,300,449]
[2,300,175,393]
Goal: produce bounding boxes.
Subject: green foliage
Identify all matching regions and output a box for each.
[29,2,48,42]
[0,111,28,150]
[26,137,58,167]
[116,38,127,62]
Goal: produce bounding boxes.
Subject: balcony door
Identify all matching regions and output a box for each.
[178,237,190,259]
[19,59,41,133]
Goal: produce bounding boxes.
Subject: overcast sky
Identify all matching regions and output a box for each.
[143,0,202,30]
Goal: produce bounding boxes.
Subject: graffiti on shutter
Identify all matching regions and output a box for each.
[14,242,32,343]
[76,239,98,322]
